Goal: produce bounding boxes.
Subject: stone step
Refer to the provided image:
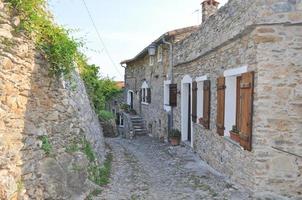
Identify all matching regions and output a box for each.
[133,125,145,129]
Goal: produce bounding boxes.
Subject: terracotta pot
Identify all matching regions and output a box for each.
[170,137,180,146]
[239,134,250,150]
[230,131,240,143]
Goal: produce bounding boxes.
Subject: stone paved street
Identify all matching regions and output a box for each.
[96,136,253,200]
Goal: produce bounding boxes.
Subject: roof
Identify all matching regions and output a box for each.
[202,0,220,5]
[120,26,199,65]
[115,81,125,89]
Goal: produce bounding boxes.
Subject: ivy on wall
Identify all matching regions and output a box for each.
[6,0,122,114]
[6,0,79,76]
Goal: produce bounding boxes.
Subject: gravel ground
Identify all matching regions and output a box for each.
[95,136,252,200]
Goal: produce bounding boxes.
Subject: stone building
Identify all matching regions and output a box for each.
[121,0,302,198]
[121,26,198,139]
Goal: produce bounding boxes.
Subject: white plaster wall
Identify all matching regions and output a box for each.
[224,76,237,136]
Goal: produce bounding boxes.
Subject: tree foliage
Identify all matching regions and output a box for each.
[6,0,122,113]
[77,54,121,112]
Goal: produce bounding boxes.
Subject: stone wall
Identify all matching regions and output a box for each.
[172,0,302,198]
[172,33,257,190]
[0,2,105,199]
[125,46,170,139]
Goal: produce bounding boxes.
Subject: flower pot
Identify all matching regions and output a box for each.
[230,131,240,143]
[239,134,250,150]
[170,137,180,146]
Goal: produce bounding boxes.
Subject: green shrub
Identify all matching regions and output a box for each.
[168,129,181,139]
[6,0,79,77]
[88,153,112,186]
[82,139,96,162]
[38,135,52,155]
[98,110,114,122]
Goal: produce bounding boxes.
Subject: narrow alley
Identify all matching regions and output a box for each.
[96,136,252,200]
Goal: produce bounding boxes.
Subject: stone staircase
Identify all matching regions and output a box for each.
[130,116,148,136]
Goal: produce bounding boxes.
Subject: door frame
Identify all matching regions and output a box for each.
[127,90,134,109]
[181,75,193,147]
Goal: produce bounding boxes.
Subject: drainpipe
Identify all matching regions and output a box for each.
[162,35,174,129]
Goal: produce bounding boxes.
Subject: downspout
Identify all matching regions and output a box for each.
[162,35,174,129]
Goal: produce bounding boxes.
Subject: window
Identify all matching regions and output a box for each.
[216,66,254,151]
[141,81,151,104]
[191,76,211,129]
[157,45,163,62]
[119,113,124,127]
[149,56,155,66]
[164,80,171,111]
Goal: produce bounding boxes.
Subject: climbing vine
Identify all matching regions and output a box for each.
[6,0,79,76]
[76,53,121,113]
[6,0,122,113]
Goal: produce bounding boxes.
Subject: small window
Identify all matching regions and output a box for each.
[120,113,124,127]
[157,45,163,62]
[149,56,155,66]
[141,81,151,104]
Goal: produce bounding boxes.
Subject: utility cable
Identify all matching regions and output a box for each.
[81,0,122,76]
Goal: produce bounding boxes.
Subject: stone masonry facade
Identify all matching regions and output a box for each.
[122,0,302,199]
[0,2,105,199]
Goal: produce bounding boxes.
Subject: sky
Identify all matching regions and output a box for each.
[48,0,228,81]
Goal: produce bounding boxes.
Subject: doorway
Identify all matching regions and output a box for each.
[127,90,134,109]
[181,75,193,147]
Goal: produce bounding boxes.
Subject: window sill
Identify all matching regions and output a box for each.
[141,102,149,105]
[223,136,244,150]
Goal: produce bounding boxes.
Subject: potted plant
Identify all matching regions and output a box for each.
[169,129,181,146]
[230,125,240,143]
[198,117,203,125]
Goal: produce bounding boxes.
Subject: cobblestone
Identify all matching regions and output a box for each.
[96,136,252,200]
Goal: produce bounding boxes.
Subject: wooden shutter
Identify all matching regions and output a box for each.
[169,84,177,107]
[239,72,254,151]
[216,77,225,136]
[147,88,151,103]
[192,81,197,123]
[203,80,211,129]
[236,76,242,130]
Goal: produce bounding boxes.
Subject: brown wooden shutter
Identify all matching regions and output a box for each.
[216,77,225,136]
[236,76,242,130]
[239,72,254,151]
[192,81,197,123]
[147,88,151,103]
[203,80,211,129]
[169,84,177,107]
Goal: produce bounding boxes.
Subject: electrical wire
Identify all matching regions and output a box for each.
[81,0,122,76]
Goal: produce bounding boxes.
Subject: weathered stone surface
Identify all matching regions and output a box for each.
[0,1,105,199]
[123,0,302,198]
[97,136,252,200]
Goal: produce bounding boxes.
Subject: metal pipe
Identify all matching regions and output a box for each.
[162,35,174,129]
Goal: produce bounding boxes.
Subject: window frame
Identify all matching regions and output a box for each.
[141,81,149,105]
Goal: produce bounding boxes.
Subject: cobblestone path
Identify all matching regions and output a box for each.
[96,136,252,200]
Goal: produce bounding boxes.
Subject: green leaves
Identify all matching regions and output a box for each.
[6,0,79,77]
